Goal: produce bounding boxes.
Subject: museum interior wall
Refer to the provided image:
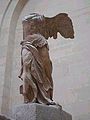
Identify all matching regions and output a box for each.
[0,0,90,120]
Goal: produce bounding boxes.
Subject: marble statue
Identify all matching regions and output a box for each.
[18,13,74,104]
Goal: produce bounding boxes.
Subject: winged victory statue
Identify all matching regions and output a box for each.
[18,13,74,105]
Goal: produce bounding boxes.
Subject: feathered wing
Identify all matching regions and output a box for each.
[43,13,74,39]
[22,13,74,40]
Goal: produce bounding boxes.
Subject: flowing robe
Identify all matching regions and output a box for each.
[19,34,53,104]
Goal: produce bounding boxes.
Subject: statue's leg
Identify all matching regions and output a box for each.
[44,60,53,100]
[38,46,53,100]
[23,77,30,103]
[22,49,38,103]
[28,77,38,103]
[23,65,38,103]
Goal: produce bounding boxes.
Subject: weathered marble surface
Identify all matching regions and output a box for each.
[12,103,72,120]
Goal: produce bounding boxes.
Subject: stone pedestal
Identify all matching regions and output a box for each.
[12,103,72,120]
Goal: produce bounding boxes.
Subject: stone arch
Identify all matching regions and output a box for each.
[0,0,12,36]
[1,0,29,115]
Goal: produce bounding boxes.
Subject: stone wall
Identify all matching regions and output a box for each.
[0,0,90,120]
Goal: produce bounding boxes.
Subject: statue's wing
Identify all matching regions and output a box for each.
[43,13,74,39]
[22,13,74,40]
